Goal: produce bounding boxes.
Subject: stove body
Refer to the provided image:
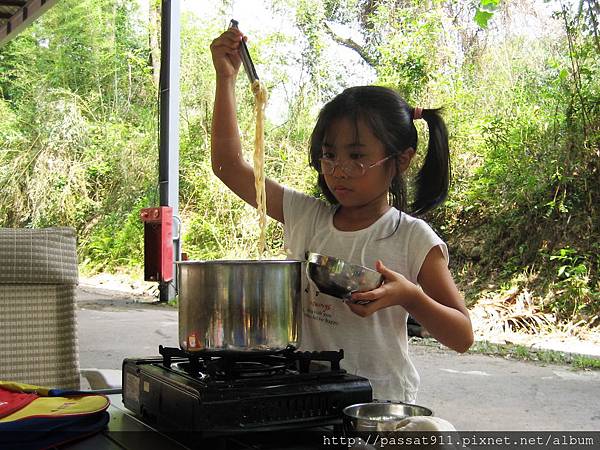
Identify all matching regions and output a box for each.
[122,346,372,435]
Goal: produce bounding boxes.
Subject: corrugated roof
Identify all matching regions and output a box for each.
[0,0,59,46]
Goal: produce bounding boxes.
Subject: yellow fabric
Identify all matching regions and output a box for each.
[0,395,110,422]
[0,381,51,396]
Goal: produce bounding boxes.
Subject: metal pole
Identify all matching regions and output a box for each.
[158,0,181,302]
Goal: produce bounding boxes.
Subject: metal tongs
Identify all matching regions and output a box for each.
[229,19,259,85]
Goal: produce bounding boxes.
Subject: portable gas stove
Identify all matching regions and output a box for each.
[122,345,372,437]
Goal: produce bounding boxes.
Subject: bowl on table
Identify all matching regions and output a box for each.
[342,401,434,433]
[305,252,383,300]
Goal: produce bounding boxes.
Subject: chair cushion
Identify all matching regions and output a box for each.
[0,227,78,285]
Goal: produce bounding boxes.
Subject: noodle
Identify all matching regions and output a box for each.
[252,79,268,258]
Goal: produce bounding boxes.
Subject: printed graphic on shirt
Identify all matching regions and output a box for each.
[303,285,339,327]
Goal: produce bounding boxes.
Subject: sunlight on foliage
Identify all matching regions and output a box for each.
[0,0,598,332]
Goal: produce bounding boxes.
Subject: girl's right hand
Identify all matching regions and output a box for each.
[210,28,245,79]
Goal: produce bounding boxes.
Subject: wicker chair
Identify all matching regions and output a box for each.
[0,227,80,390]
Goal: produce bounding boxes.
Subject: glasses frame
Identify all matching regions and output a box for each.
[318,154,396,178]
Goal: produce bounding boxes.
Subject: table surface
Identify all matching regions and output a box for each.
[65,394,342,450]
[66,394,189,450]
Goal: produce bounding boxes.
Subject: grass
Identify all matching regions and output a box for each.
[572,355,600,370]
[410,337,600,371]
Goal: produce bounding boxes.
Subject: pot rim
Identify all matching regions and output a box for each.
[342,401,433,419]
[176,259,303,265]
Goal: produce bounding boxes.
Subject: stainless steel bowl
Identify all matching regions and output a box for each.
[343,401,433,433]
[306,252,383,300]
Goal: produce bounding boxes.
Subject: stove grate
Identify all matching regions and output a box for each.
[158,345,345,380]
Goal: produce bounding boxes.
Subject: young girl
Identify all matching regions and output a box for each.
[210,27,473,403]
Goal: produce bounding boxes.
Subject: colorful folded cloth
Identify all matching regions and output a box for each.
[0,381,111,450]
[0,412,110,450]
[0,389,38,419]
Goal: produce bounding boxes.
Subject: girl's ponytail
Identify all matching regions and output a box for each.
[411,108,450,215]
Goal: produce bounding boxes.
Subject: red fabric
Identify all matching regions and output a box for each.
[0,388,38,419]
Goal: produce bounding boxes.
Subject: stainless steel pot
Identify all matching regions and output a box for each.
[177,260,302,352]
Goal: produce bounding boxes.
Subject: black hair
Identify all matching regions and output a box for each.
[308,85,450,215]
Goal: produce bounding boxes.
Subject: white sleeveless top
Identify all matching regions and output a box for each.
[283,187,448,402]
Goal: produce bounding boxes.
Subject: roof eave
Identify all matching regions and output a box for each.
[0,0,60,47]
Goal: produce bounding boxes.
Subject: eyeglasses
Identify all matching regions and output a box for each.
[318,154,396,178]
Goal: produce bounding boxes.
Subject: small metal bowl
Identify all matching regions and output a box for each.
[306,252,383,300]
[343,401,433,433]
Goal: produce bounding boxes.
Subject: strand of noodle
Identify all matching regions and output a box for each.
[252,80,268,258]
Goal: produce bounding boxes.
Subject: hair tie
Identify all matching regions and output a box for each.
[413,107,423,120]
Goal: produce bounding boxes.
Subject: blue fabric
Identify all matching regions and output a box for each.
[0,411,109,450]
[47,389,92,397]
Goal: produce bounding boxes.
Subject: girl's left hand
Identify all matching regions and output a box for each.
[346,260,419,317]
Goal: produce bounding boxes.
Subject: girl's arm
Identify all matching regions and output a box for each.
[210,28,285,223]
[409,247,473,352]
[348,246,474,353]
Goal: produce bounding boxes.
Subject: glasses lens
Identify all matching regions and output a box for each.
[319,159,365,177]
[347,161,364,177]
[319,158,334,175]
